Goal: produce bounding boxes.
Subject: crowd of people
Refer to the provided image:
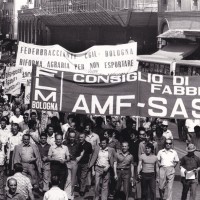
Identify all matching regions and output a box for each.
[0,94,199,200]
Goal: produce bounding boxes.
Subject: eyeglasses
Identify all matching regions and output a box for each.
[166,143,172,145]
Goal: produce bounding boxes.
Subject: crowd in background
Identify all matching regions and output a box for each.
[0,91,199,200]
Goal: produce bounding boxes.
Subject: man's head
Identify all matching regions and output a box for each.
[46,124,54,136]
[79,132,86,143]
[162,120,168,132]
[165,139,173,150]
[186,143,196,156]
[138,127,146,140]
[145,142,154,155]
[13,163,23,173]
[12,123,19,135]
[15,108,21,117]
[55,134,63,146]
[104,129,114,139]
[121,141,129,154]
[151,122,157,131]
[7,178,17,194]
[30,112,37,121]
[84,122,92,135]
[22,134,30,145]
[0,118,7,129]
[23,113,29,123]
[100,137,109,149]
[51,176,60,186]
[40,133,47,145]
[68,131,76,144]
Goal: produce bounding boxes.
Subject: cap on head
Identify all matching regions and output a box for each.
[162,120,168,126]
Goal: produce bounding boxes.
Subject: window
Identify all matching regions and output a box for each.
[192,0,198,10]
[176,0,181,10]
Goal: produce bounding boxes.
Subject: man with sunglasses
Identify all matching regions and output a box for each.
[162,121,173,140]
[157,139,179,200]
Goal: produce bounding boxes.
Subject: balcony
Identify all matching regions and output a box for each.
[35,0,157,13]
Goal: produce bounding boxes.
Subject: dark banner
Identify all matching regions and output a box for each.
[31,67,200,119]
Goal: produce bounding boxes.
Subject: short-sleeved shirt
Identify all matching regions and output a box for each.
[47,133,56,146]
[9,133,23,151]
[180,154,200,171]
[9,115,24,124]
[85,133,100,150]
[6,173,32,199]
[0,127,12,146]
[115,151,134,169]
[43,186,68,200]
[163,130,173,140]
[139,154,157,173]
[48,145,69,161]
[21,144,35,163]
[157,148,179,167]
[77,141,92,164]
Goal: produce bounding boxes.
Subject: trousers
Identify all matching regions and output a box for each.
[94,166,110,200]
[50,161,68,190]
[65,160,78,200]
[116,169,131,200]
[159,166,175,200]
[141,172,156,200]
[181,178,198,200]
[77,163,89,193]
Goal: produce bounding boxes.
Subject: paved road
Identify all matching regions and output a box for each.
[35,122,200,200]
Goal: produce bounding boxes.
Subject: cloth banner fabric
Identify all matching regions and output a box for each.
[31,67,200,119]
[16,41,138,82]
[4,66,22,95]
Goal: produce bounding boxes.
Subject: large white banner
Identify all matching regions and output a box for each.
[4,66,22,95]
[16,41,138,81]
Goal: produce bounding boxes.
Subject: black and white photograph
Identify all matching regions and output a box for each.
[0,0,200,199]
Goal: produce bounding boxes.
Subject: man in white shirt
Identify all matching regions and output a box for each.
[9,108,23,125]
[162,120,173,140]
[0,118,11,148]
[157,139,179,200]
[43,175,68,200]
[185,119,200,143]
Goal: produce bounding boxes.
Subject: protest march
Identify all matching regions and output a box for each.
[0,41,200,200]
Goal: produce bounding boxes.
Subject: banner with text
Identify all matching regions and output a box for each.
[4,67,22,95]
[16,41,138,81]
[31,67,200,119]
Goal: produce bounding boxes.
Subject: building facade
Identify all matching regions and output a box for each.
[158,0,200,40]
[0,0,34,40]
[18,0,158,53]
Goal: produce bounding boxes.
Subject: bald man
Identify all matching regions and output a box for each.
[6,178,26,200]
[63,131,82,200]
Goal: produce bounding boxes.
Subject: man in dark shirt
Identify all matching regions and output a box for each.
[63,131,80,200]
[37,133,51,192]
[180,143,200,200]
[77,132,92,197]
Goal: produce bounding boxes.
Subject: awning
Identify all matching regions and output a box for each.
[152,43,198,60]
[158,30,186,39]
[137,55,173,64]
[175,60,200,66]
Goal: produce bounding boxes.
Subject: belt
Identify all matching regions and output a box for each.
[96,165,105,168]
[117,168,130,171]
